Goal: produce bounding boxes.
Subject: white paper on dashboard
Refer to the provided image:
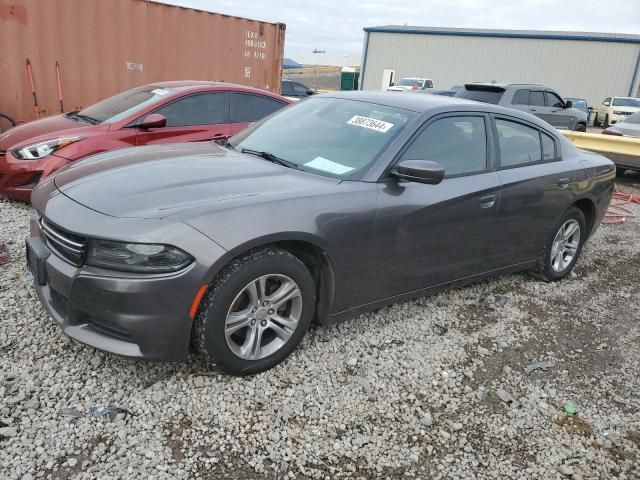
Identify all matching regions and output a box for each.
[305,157,354,175]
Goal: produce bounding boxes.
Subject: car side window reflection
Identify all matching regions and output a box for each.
[153,93,228,127]
[401,116,487,176]
[512,89,529,105]
[496,119,542,167]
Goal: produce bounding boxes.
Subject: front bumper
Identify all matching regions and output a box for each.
[0,152,67,202]
[27,190,229,361]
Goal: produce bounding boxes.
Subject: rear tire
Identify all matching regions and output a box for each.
[539,207,586,282]
[575,123,586,132]
[194,247,316,375]
[604,115,610,128]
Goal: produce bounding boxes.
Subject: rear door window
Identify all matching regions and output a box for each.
[541,132,556,161]
[153,93,228,127]
[230,93,286,123]
[495,119,542,167]
[511,89,530,105]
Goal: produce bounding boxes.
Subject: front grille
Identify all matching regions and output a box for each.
[39,217,87,266]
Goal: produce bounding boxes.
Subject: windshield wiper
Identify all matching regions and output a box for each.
[66,112,99,125]
[215,138,235,150]
[241,148,298,169]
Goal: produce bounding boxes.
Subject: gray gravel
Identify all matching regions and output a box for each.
[1,178,640,479]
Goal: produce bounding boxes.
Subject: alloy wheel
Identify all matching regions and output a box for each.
[550,219,581,273]
[224,274,302,360]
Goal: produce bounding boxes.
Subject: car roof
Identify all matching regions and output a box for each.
[317,91,559,132]
[144,81,283,97]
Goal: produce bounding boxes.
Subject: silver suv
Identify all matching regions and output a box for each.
[455,83,588,131]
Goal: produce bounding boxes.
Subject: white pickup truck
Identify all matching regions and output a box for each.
[387,77,434,92]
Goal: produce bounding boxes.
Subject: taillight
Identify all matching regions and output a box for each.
[602,130,623,136]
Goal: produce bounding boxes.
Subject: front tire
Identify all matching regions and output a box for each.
[539,207,586,281]
[575,123,586,132]
[593,113,600,127]
[604,114,610,128]
[194,247,316,375]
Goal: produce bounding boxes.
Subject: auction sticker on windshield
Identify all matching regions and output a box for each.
[305,157,354,175]
[347,115,394,133]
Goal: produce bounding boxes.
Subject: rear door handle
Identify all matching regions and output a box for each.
[479,194,496,208]
[557,178,571,189]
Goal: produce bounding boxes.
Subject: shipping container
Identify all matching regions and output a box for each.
[0,0,285,123]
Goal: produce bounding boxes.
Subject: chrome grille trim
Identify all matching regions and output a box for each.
[39,217,87,266]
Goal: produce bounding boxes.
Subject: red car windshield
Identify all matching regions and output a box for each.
[78,86,176,123]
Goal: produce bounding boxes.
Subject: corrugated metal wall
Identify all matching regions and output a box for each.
[0,0,285,122]
[361,32,640,106]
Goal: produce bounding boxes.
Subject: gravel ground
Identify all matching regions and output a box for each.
[1,176,640,480]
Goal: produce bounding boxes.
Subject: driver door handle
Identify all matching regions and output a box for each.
[479,194,496,208]
[557,178,571,189]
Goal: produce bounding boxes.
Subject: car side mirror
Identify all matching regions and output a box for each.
[564,100,572,109]
[604,102,610,107]
[588,107,593,112]
[392,160,444,185]
[307,89,315,95]
[139,113,167,129]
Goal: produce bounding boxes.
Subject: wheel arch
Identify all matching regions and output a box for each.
[572,197,596,237]
[204,233,336,325]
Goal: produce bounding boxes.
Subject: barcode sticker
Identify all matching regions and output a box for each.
[347,115,394,133]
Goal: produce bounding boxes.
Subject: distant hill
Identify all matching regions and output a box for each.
[283,58,303,69]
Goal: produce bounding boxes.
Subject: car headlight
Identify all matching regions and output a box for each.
[12,136,83,160]
[613,110,626,115]
[86,239,193,273]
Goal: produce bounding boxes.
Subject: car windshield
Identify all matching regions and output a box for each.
[398,78,423,87]
[623,111,640,124]
[78,86,175,123]
[612,98,640,107]
[230,97,416,179]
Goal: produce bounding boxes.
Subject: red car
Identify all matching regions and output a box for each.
[0,81,290,201]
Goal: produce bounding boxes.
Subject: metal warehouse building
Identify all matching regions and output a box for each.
[360,26,640,105]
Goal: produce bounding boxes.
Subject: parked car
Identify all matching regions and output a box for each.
[0,81,290,201]
[28,92,614,375]
[602,111,640,175]
[592,96,640,128]
[281,79,315,101]
[455,83,588,131]
[415,88,457,97]
[387,77,434,91]
[565,97,590,123]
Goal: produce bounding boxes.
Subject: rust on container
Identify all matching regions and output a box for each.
[0,0,286,123]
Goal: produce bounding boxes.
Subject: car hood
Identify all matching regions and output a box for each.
[0,114,101,150]
[52,142,339,219]
[612,107,640,114]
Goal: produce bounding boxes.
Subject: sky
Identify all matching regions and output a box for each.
[157,0,640,66]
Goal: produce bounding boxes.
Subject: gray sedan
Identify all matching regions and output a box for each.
[28,92,615,375]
